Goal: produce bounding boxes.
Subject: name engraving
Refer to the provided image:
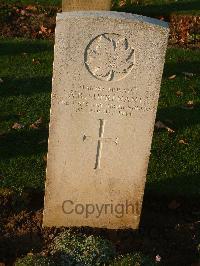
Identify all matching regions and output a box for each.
[52,84,157,117]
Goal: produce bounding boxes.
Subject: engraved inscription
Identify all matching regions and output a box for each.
[85,33,134,82]
[83,119,118,169]
[52,84,158,117]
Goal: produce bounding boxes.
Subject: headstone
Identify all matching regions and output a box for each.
[43,11,169,229]
[62,0,112,11]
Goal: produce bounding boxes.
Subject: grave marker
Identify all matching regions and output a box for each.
[43,8,169,229]
[62,0,112,11]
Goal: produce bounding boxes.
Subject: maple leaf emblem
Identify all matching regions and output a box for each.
[85,33,134,82]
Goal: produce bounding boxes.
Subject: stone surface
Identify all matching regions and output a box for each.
[43,12,169,229]
[62,0,111,11]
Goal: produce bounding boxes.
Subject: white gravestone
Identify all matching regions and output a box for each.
[43,12,169,229]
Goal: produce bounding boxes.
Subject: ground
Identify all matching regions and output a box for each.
[0,0,200,265]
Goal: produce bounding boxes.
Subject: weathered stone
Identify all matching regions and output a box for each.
[43,12,169,229]
[62,0,112,11]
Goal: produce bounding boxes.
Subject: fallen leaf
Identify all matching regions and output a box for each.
[155,255,161,262]
[176,90,183,96]
[25,5,37,11]
[155,121,175,133]
[30,117,43,129]
[168,200,181,210]
[179,139,189,145]
[32,58,40,64]
[12,123,24,130]
[159,16,164,21]
[35,117,43,125]
[27,252,34,256]
[168,74,176,80]
[39,25,47,34]
[182,72,194,78]
[167,127,175,133]
[182,100,194,110]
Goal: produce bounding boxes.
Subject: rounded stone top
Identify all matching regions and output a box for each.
[62,0,112,12]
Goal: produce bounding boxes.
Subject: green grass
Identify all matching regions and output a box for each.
[0,38,53,191]
[0,38,200,198]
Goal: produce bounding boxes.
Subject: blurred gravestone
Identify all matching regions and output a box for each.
[62,0,112,11]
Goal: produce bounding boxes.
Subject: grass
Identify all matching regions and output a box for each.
[0,38,53,191]
[0,38,200,198]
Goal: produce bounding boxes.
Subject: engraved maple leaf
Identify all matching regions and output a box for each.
[85,33,134,81]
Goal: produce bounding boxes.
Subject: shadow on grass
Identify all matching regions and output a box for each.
[146,173,200,199]
[113,0,200,17]
[0,77,52,96]
[0,128,48,159]
[156,105,200,129]
[0,39,53,56]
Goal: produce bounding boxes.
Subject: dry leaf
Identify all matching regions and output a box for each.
[12,123,24,129]
[25,5,37,11]
[27,252,34,256]
[30,117,43,129]
[167,127,175,133]
[32,58,40,64]
[155,121,175,133]
[176,90,183,96]
[39,25,47,34]
[155,255,162,262]
[158,16,164,21]
[182,100,194,110]
[168,74,176,80]
[168,200,181,210]
[179,139,189,145]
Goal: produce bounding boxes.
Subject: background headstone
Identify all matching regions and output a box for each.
[62,0,112,11]
[43,11,169,229]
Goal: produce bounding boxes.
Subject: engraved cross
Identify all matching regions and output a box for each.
[83,119,118,170]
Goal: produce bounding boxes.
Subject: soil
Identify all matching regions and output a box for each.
[0,189,199,266]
